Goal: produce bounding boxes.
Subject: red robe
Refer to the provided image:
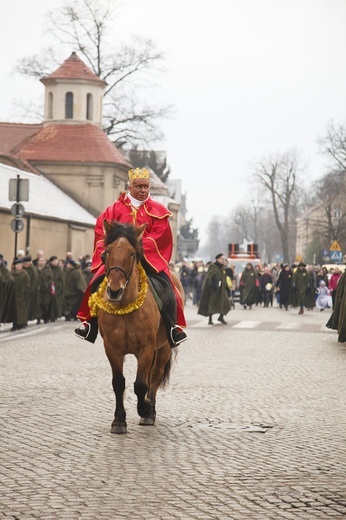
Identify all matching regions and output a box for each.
[77,192,186,326]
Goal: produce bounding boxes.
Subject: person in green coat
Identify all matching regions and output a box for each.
[11,259,30,330]
[291,262,310,314]
[22,256,40,323]
[0,255,16,325]
[48,256,65,319]
[36,257,55,324]
[240,263,259,309]
[63,259,87,321]
[198,254,230,325]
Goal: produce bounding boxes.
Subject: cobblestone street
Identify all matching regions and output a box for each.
[1,302,346,519]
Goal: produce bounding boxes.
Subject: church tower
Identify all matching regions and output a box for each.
[40,52,106,127]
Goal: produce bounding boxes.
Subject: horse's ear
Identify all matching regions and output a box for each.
[103,220,111,234]
[136,223,147,238]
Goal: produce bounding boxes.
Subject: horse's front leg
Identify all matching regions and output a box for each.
[134,351,154,420]
[106,349,127,434]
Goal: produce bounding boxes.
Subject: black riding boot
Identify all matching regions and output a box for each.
[217,314,227,324]
[74,275,104,344]
[208,315,214,325]
[149,271,187,348]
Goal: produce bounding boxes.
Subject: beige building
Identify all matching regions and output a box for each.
[296,203,346,263]
[0,52,181,262]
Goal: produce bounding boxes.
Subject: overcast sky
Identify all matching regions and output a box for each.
[1,0,345,245]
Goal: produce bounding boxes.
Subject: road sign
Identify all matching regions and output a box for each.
[322,249,330,261]
[9,177,29,202]
[10,219,25,233]
[10,203,25,217]
[329,250,343,262]
[330,240,341,251]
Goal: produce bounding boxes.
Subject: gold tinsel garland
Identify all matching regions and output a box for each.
[88,263,148,316]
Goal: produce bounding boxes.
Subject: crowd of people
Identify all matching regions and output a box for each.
[172,257,343,323]
[0,249,92,331]
[1,244,345,343]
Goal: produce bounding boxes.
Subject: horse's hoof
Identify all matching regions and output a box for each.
[139,416,156,426]
[111,422,127,434]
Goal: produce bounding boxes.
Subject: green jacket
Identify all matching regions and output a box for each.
[198,262,230,317]
[12,268,30,325]
[240,267,258,306]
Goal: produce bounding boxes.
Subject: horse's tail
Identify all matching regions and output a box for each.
[160,349,177,388]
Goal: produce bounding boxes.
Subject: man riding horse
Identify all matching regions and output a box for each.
[75,167,187,347]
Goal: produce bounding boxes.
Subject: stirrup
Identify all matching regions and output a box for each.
[75,321,91,340]
[170,325,188,347]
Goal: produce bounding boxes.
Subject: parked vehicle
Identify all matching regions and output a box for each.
[227,243,261,302]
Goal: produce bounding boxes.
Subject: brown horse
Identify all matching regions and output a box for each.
[92,220,183,434]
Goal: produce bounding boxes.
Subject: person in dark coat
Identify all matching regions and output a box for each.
[240,263,259,309]
[304,264,317,310]
[36,257,55,324]
[49,256,65,319]
[260,266,273,308]
[326,270,346,342]
[0,255,16,325]
[291,262,310,314]
[275,264,292,310]
[198,253,230,325]
[22,256,40,323]
[193,266,206,307]
[63,259,87,321]
[82,260,93,286]
[11,259,30,330]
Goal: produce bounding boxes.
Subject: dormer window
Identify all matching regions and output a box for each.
[86,93,93,120]
[65,92,74,119]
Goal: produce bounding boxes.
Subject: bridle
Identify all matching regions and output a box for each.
[103,250,137,290]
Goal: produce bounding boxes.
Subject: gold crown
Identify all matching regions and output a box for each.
[128,167,150,181]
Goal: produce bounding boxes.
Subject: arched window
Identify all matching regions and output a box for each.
[86,93,93,120]
[65,92,73,119]
[48,92,53,119]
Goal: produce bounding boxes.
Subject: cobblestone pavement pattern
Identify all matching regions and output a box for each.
[1,302,346,519]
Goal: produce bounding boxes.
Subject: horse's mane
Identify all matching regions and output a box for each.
[104,221,144,259]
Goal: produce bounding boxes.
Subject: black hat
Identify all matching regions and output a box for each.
[49,256,58,262]
[66,259,77,267]
[22,255,32,262]
[215,253,224,260]
[13,258,23,265]
[298,261,306,267]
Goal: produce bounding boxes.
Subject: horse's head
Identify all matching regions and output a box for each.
[102,220,146,303]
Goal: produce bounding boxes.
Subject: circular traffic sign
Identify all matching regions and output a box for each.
[10,218,25,233]
[10,203,25,217]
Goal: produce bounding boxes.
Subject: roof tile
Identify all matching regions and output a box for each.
[14,124,131,166]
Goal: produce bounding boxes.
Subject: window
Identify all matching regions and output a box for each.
[65,92,73,119]
[48,92,53,119]
[333,208,342,219]
[86,93,93,120]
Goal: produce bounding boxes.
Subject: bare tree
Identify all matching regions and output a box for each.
[14,0,173,148]
[313,171,346,248]
[252,149,304,263]
[317,120,346,172]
